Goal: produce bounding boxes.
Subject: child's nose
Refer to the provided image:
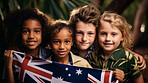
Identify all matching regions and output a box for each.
[106,35,111,41]
[82,34,88,42]
[29,32,34,38]
[59,43,64,50]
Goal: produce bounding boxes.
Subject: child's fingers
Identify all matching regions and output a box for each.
[137,56,146,70]
[113,69,125,82]
[4,50,14,62]
[138,63,146,70]
[137,55,143,63]
[4,50,13,57]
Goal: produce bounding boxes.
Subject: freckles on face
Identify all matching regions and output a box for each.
[98,20,123,53]
[51,28,73,58]
[21,19,42,50]
[75,21,96,51]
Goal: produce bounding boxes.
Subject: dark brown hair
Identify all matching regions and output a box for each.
[48,20,73,45]
[5,8,52,51]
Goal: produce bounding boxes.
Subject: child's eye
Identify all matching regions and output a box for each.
[65,41,70,44]
[34,30,41,34]
[77,32,82,35]
[112,33,117,36]
[54,41,60,44]
[100,33,107,36]
[22,30,29,34]
[88,33,93,35]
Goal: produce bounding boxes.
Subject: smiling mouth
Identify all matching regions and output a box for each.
[80,42,89,45]
[103,43,113,46]
[27,41,37,46]
[58,51,66,55]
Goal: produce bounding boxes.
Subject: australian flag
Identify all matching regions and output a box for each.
[13,51,118,83]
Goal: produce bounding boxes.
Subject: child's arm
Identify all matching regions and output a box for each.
[126,48,146,70]
[113,69,125,83]
[4,50,15,83]
[133,74,144,83]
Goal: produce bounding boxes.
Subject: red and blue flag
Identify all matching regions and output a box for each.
[13,51,118,83]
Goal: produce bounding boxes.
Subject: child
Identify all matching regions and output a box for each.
[87,11,144,83]
[4,8,52,83]
[5,8,52,58]
[69,5,100,58]
[69,5,146,70]
[47,20,92,68]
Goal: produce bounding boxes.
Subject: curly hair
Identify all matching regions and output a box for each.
[100,11,133,49]
[5,8,52,51]
[69,5,100,39]
[48,20,73,45]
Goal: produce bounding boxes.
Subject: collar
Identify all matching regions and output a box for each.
[49,51,73,65]
[23,46,47,59]
[70,52,83,64]
[71,44,94,58]
[98,45,126,61]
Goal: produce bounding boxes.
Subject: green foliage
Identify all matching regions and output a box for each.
[0,0,100,21]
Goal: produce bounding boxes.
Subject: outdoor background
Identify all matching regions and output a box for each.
[0,0,148,82]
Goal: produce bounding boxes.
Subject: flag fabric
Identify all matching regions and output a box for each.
[13,51,118,83]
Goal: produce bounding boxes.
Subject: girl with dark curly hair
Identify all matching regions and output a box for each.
[4,8,52,83]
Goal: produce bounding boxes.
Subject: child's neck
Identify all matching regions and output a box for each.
[78,50,88,58]
[103,51,113,59]
[54,55,69,65]
[25,48,40,58]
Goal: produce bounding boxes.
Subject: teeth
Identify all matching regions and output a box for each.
[59,51,65,55]
[28,42,36,45]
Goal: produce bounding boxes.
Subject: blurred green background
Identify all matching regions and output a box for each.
[0,0,148,82]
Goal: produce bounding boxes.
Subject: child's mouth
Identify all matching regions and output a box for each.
[27,41,36,46]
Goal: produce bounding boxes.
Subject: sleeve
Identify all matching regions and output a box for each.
[129,53,142,79]
[86,51,100,68]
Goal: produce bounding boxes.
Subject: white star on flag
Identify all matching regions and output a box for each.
[76,69,82,75]
[57,76,64,81]
[65,67,69,71]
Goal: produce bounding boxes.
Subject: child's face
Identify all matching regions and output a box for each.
[51,28,73,59]
[75,21,96,51]
[98,20,123,53]
[21,19,42,50]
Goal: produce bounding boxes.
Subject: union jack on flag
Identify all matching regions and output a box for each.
[13,51,118,83]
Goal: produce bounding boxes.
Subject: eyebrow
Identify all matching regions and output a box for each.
[22,27,42,29]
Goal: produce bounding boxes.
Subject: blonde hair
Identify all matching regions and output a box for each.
[100,11,133,49]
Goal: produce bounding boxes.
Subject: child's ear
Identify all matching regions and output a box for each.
[121,35,124,41]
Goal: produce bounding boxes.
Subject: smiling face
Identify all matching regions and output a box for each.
[21,19,42,50]
[51,27,73,59]
[75,21,96,51]
[98,20,123,53]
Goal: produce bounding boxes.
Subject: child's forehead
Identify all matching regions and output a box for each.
[53,27,72,33]
[52,28,73,39]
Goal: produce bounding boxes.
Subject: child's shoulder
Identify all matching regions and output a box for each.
[124,50,136,60]
[70,52,88,62]
[70,52,92,68]
[113,48,136,61]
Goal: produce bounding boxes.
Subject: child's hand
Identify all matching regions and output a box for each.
[113,69,125,83]
[4,50,14,68]
[135,54,146,70]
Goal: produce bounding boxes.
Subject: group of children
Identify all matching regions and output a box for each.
[3,5,145,83]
